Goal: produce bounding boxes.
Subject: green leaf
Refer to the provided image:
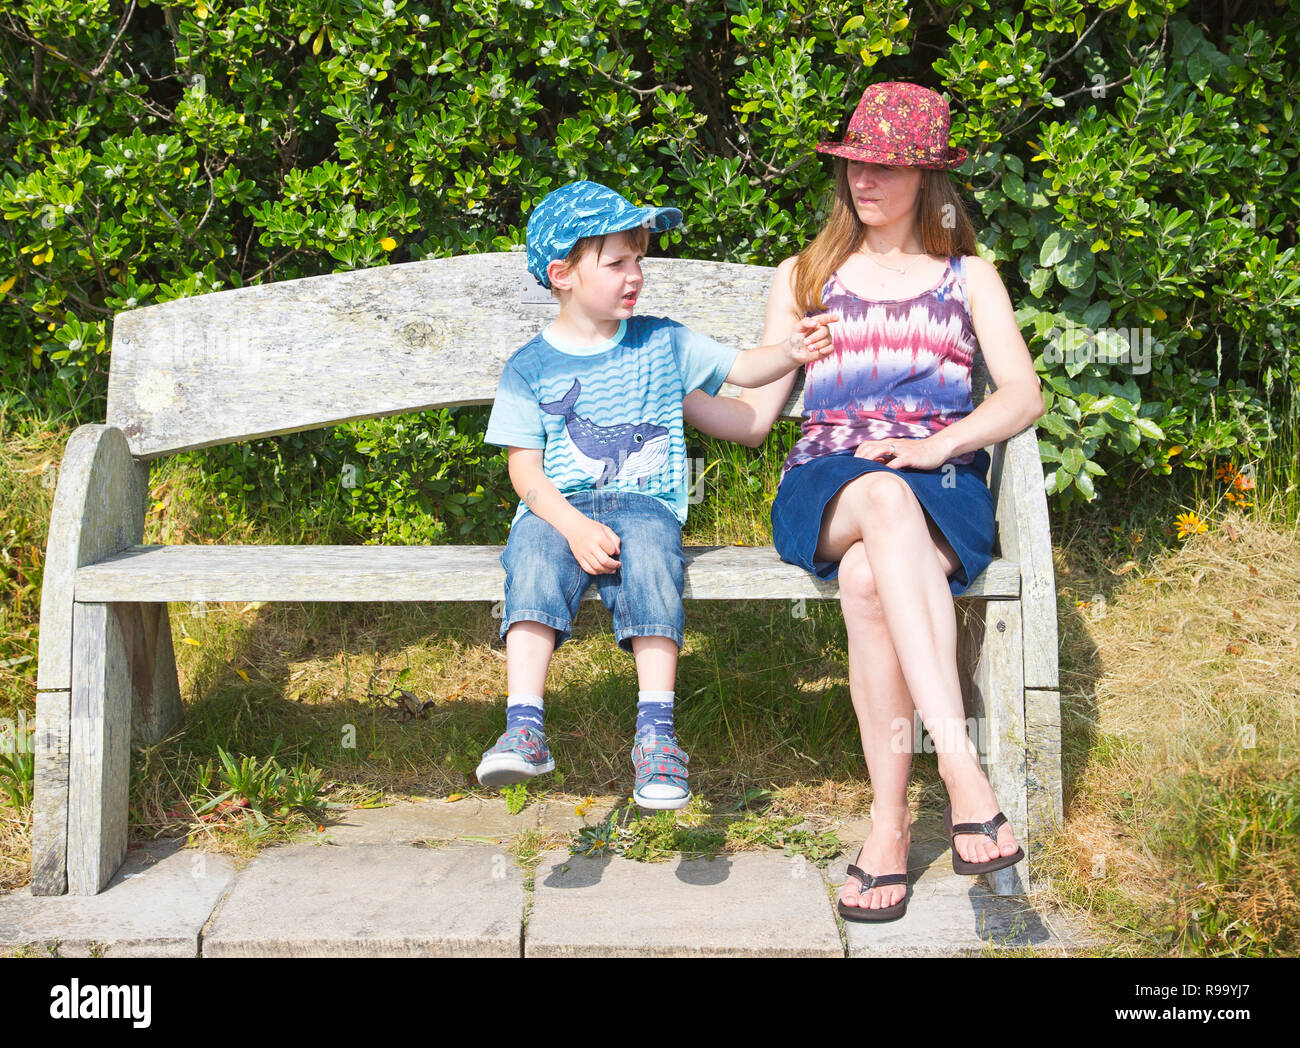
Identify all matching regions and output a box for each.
[1040,232,1069,267]
[1134,418,1165,440]
[1002,171,1029,207]
[1056,249,1095,290]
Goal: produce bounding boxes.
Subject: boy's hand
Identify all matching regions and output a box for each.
[563,515,622,575]
[788,313,839,364]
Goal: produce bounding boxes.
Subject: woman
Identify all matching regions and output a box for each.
[684,82,1045,921]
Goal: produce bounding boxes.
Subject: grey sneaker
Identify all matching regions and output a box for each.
[631,729,690,810]
[475,726,555,787]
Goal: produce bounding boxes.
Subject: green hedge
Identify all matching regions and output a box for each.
[1,0,1296,535]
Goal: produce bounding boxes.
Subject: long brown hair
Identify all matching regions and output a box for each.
[792,158,978,315]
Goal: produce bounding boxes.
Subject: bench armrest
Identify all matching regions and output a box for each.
[36,424,148,692]
[989,425,1059,691]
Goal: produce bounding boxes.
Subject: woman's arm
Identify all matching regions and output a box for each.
[862,255,1045,470]
[683,255,808,448]
[939,255,1046,454]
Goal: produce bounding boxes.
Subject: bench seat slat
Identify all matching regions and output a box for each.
[73,545,1019,603]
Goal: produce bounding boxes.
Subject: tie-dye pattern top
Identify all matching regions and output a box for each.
[780,255,979,480]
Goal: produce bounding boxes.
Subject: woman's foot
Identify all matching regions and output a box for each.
[839,808,910,914]
[939,757,1021,867]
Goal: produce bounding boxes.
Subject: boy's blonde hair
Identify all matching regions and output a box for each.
[551,225,652,297]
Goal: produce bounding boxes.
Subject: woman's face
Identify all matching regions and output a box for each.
[845,160,923,228]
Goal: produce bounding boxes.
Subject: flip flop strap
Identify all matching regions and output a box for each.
[845,864,907,890]
[949,811,1008,843]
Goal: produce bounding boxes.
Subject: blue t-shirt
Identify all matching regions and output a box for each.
[485,315,739,525]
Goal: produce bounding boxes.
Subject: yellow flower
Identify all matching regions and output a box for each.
[1175,512,1207,539]
[0,275,15,295]
[379,236,397,251]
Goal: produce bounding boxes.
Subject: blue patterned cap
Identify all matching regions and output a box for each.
[526,181,683,289]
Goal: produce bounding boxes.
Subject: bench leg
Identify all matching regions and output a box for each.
[123,602,183,746]
[960,600,1029,896]
[30,690,71,895]
[1026,687,1064,848]
[67,602,132,895]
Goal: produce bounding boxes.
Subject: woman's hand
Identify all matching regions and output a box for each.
[854,435,954,471]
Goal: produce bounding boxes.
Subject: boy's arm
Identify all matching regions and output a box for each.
[506,448,622,575]
[683,256,812,446]
[723,257,837,388]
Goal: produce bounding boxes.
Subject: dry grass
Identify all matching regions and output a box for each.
[1038,509,1300,954]
[0,803,31,893]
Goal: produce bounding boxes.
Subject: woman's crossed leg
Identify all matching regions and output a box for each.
[821,470,1020,912]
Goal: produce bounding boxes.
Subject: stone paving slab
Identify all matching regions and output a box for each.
[526,848,843,957]
[202,841,523,957]
[316,795,621,845]
[2,804,1098,958]
[827,817,1093,956]
[0,841,234,958]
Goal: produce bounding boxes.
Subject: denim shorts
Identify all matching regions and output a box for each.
[499,489,686,653]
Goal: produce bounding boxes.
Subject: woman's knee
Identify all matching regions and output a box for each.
[839,552,885,620]
[854,472,918,516]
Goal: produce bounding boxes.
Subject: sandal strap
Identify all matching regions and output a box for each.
[949,811,1009,843]
[845,864,907,891]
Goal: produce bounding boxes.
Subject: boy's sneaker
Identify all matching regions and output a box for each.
[475,726,555,787]
[631,729,690,810]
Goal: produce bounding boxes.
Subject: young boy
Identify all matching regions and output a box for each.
[476,180,835,809]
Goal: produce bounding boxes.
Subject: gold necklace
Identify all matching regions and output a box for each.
[861,250,924,276]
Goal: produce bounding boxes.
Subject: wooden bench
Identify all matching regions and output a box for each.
[33,252,1061,897]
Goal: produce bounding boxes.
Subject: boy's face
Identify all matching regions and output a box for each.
[548,229,645,321]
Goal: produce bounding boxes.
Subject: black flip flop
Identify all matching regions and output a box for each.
[943,805,1025,876]
[837,857,909,923]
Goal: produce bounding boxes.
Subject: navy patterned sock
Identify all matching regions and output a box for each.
[506,694,545,734]
[636,691,675,737]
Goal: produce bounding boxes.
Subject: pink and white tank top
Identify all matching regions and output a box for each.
[781,255,980,479]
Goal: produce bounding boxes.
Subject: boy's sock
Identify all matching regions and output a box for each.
[636,691,675,737]
[506,694,545,734]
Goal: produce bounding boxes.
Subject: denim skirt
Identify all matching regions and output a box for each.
[770,450,996,597]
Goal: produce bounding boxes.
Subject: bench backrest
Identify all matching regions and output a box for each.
[106,252,995,461]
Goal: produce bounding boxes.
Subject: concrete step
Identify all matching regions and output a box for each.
[0,800,1095,957]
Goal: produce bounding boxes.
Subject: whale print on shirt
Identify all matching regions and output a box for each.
[540,378,671,488]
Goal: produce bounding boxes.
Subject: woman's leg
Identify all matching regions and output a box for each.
[836,541,912,912]
[818,472,1020,867]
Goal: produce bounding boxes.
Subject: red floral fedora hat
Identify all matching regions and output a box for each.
[817,81,968,169]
